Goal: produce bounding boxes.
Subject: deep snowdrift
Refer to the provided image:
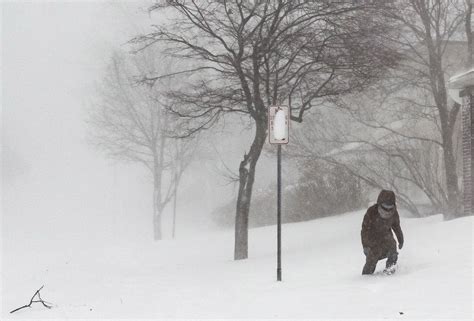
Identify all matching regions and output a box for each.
[2,211,473,319]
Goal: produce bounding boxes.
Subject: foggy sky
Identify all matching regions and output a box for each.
[2,2,206,245]
[2,1,282,247]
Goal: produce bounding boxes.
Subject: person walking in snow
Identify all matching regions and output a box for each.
[361,189,404,275]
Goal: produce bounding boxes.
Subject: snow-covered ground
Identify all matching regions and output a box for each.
[2,211,473,320]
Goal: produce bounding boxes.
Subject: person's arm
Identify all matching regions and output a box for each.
[361,210,373,249]
[392,211,404,249]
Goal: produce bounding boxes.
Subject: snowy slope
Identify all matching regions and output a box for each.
[2,211,473,320]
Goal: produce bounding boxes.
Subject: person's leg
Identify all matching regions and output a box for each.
[362,250,379,275]
[385,238,398,269]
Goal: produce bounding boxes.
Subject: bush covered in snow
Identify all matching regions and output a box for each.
[212,161,368,228]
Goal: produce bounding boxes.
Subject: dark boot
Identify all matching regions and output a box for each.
[383,242,398,274]
[385,238,398,269]
[386,251,398,269]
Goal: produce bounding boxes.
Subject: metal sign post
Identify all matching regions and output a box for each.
[277,144,282,281]
[268,106,289,282]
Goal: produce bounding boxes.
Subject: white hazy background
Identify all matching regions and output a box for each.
[1,1,250,250]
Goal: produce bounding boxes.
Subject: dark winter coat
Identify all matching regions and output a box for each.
[361,190,404,252]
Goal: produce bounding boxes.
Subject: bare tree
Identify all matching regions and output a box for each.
[292,0,471,219]
[377,0,469,218]
[87,51,193,240]
[131,0,399,259]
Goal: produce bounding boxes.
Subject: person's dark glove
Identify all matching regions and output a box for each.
[398,241,403,250]
[363,247,371,256]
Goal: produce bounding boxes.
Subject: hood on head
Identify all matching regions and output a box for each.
[377,189,396,206]
[377,190,396,219]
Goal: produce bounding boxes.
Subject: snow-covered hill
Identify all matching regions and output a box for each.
[2,211,473,320]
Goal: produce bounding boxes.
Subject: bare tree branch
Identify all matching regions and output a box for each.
[10,286,52,314]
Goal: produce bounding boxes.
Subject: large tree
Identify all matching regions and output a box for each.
[132,0,399,259]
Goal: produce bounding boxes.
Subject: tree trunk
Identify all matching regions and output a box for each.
[442,134,460,219]
[234,120,267,260]
[436,91,460,219]
[427,44,460,219]
[466,0,473,66]
[437,76,460,219]
[172,169,178,239]
[153,184,162,240]
[153,134,166,241]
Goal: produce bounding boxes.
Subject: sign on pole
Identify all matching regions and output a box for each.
[268,106,289,144]
[268,106,289,282]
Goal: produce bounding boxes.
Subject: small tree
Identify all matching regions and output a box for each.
[87,51,193,240]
